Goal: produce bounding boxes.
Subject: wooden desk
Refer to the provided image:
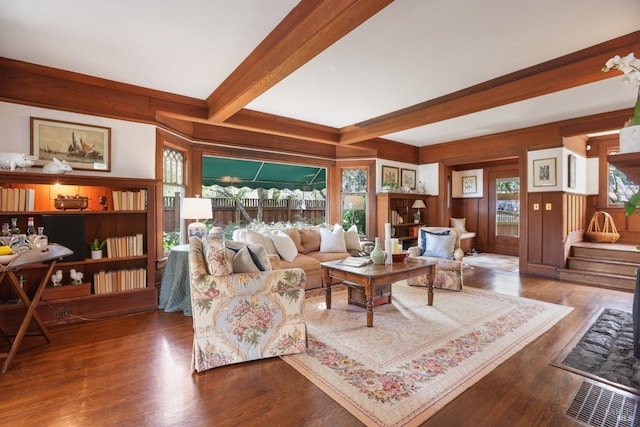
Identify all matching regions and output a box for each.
[0,244,73,372]
[321,258,435,327]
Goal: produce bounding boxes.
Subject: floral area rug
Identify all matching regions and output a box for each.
[281,282,572,426]
[463,253,520,273]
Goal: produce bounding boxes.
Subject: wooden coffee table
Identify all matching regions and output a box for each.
[321,258,436,327]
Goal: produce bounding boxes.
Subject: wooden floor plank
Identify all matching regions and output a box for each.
[0,266,633,426]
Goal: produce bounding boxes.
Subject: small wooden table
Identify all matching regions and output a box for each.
[0,244,73,372]
[321,258,436,327]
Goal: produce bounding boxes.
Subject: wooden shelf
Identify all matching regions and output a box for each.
[0,171,160,328]
[608,152,640,183]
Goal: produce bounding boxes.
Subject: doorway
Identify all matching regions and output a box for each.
[488,172,520,256]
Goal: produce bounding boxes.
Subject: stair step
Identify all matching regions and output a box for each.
[571,245,640,264]
[559,268,636,292]
[566,257,640,276]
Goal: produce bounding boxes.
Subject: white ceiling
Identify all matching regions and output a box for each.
[1,0,639,147]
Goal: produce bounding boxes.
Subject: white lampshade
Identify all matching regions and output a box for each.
[411,199,426,209]
[181,197,213,239]
[344,194,365,210]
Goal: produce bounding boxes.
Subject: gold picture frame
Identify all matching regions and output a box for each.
[401,168,416,190]
[31,117,111,172]
[381,165,399,188]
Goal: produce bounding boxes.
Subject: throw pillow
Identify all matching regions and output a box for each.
[245,229,278,255]
[225,240,272,271]
[299,227,321,253]
[230,246,261,273]
[281,227,304,253]
[419,228,451,253]
[203,241,233,275]
[344,224,362,251]
[424,233,456,259]
[450,217,467,232]
[272,231,298,262]
[319,225,347,253]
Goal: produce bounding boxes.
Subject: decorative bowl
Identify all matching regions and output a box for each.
[54,196,89,211]
[392,252,408,263]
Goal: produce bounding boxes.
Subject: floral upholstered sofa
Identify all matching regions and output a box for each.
[188,235,307,372]
[407,226,464,291]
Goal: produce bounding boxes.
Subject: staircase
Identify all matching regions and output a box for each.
[559,242,640,291]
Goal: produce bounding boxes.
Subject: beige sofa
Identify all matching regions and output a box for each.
[232,225,360,289]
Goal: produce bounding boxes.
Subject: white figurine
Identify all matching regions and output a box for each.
[42,157,73,174]
[69,269,84,285]
[51,270,63,287]
[0,153,37,170]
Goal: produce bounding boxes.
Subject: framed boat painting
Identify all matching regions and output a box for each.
[30,117,111,172]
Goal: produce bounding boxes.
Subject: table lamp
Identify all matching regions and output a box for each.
[411,199,426,223]
[181,197,213,240]
[344,194,365,228]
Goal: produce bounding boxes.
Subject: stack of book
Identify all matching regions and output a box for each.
[105,233,144,258]
[0,187,35,211]
[93,267,147,294]
[111,189,147,211]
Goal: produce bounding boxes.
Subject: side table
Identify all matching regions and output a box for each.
[159,244,192,316]
[0,244,73,372]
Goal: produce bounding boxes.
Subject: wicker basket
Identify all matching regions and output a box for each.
[584,211,620,243]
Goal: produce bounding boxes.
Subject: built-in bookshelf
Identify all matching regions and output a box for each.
[0,171,159,327]
[376,192,430,249]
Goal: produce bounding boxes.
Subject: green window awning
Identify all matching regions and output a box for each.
[202,156,326,190]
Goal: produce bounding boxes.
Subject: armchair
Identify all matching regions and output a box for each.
[407,226,464,291]
[188,237,307,372]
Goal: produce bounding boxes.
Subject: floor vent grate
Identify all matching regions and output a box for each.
[567,381,640,427]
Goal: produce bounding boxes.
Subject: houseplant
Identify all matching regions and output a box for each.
[88,238,106,259]
[602,52,640,152]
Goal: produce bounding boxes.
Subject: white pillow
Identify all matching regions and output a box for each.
[272,231,298,262]
[319,225,347,252]
[245,229,278,255]
[344,224,362,251]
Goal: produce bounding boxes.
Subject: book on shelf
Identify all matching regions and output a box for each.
[340,257,373,268]
[0,187,36,212]
[111,189,147,211]
[105,233,144,258]
[93,267,147,294]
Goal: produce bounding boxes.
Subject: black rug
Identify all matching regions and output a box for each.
[561,308,640,394]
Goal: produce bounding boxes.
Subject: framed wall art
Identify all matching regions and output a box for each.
[462,176,477,194]
[533,157,557,187]
[31,117,111,171]
[400,168,416,190]
[568,154,576,189]
[381,165,399,189]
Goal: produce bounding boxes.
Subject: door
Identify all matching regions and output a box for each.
[488,171,520,256]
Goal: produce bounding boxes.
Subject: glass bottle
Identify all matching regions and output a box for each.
[34,226,48,249]
[0,223,10,246]
[10,234,31,254]
[25,217,37,244]
[10,217,20,235]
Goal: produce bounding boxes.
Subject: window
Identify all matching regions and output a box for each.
[496,178,520,237]
[608,148,639,206]
[341,168,367,235]
[163,147,185,251]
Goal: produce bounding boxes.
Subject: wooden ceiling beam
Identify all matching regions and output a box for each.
[339,30,640,145]
[206,0,393,122]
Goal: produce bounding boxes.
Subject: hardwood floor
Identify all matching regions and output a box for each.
[0,267,634,426]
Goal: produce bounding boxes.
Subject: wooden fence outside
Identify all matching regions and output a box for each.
[163,197,326,231]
